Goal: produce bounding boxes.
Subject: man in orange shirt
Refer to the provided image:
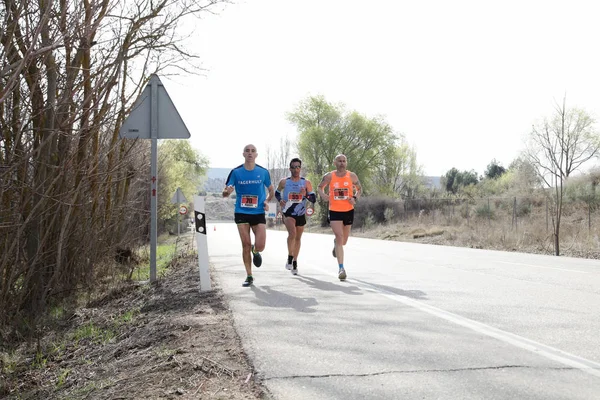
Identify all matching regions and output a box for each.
[317,154,362,280]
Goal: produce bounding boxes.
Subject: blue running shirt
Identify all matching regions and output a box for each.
[226,164,272,214]
[282,177,308,216]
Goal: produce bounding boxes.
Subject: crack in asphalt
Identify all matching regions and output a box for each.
[263,365,576,380]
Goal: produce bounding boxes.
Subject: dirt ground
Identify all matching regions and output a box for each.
[0,250,272,400]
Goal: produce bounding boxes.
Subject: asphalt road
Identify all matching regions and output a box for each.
[206,222,600,400]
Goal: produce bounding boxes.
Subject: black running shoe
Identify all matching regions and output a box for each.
[251,245,262,267]
[242,276,254,287]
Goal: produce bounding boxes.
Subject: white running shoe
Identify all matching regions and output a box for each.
[338,268,347,280]
[291,266,298,275]
[285,262,293,270]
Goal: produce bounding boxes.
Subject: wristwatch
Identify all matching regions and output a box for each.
[352,195,357,201]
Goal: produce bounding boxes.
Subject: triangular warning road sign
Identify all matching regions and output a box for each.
[119,74,191,139]
[171,187,188,204]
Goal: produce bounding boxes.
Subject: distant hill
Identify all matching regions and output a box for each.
[207,167,231,180]
[203,168,230,193]
[424,176,441,189]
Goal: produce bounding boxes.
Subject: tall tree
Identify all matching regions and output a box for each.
[286,95,344,186]
[287,95,398,225]
[441,168,478,194]
[288,95,397,192]
[484,159,506,180]
[158,140,209,228]
[372,142,424,198]
[525,97,600,255]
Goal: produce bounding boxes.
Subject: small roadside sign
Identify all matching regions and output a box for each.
[266,202,277,218]
[306,207,314,216]
[179,205,188,215]
[171,187,188,204]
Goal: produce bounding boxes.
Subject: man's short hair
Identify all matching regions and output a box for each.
[289,158,302,167]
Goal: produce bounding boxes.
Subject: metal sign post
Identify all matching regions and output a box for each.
[119,74,191,282]
[171,187,188,236]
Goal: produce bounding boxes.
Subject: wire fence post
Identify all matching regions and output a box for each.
[512,197,517,231]
[546,197,548,232]
[589,200,591,235]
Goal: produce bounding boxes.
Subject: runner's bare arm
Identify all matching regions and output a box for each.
[351,173,362,200]
[263,184,275,211]
[266,184,275,202]
[275,178,286,207]
[304,180,316,203]
[317,173,332,202]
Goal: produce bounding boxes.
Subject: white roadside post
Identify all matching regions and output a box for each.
[194,195,211,291]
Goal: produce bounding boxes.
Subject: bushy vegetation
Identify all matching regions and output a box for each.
[0,1,221,339]
[352,196,404,229]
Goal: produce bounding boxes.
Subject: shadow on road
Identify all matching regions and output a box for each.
[250,285,318,313]
[352,278,428,300]
[294,275,364,296]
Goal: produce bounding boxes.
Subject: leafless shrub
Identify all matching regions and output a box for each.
[0,0,228,337]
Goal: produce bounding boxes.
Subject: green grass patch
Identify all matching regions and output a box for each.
[72,322,115,345]
[56,368,71,388]
[50,305,65,319]
[120,309,136,323]
[0,351,18,374]
[32,351,48,369]
[114,307,140,326]
[132,234,178,281]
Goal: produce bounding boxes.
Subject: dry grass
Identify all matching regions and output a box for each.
[351,209,600,259]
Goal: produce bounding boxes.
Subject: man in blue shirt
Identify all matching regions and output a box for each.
[223,144,275,287]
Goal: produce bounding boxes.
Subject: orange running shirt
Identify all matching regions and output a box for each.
[328,171,354,212]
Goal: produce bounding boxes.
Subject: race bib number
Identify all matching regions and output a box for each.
[241,195,258,208]
[333,188,349,200]
[287,192,303,203]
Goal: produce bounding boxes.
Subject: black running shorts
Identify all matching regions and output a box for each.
[328,209,354,226]
[284,213,307,227]
[234,213,266,226]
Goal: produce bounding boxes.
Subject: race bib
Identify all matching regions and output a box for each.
[333,188,349,200]
[240,195,258,208]
[287,192,303,203]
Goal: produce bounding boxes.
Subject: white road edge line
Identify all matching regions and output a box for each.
[357,280,600,378]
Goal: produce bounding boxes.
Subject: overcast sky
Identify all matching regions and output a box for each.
[162,0,600,177]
